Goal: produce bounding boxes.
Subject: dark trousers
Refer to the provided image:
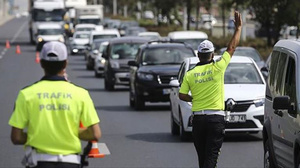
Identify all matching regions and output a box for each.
[192,115,225,168]
[26,161,80,168]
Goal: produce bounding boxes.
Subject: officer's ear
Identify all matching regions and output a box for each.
[63,60,68,69]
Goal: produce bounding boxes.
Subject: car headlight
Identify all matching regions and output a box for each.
[254,98,265,107]
[110,61,119,68]
[38,37,43,42]
[100,58,106,64]
[137,72,153,81]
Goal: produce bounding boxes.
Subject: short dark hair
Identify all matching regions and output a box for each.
[198,52,213,60]
[41,60,67,75]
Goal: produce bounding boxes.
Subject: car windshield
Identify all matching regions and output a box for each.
[75,34,89,39]
[92,42,102,50]
[94,34,118,40]
[76,28,95,32]
[189,62,263,84]
[142,47,194,65]
[79,19,101,25]
[110,43,142,59]
[33,9,64,21]
[38,29,63,35]
[172,39,206,50]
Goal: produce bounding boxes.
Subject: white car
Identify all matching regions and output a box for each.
[36,23,65,44]
[94,41,109,77]
[170,56,266,141]
[88,29,120,47]
[69,31,90,55]
[168,31,208,54]
[138,31,161,41]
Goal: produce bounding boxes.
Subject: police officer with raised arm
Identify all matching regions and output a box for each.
[9,41,101,168]
[179,11,242,168]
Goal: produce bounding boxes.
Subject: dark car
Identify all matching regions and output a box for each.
[86,39,109,70]
[102,37,149,90]
[128,41,196,110]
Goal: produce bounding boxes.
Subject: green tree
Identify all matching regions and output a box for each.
[251,0,300,45]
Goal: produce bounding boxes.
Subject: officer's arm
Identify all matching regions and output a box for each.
[11,127,27,145]
[226,11,242,57]
[79,123,101,141]
[179,93,193,102]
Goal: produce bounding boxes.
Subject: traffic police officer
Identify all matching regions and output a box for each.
[179,11,242,168]
[9,41,101,168]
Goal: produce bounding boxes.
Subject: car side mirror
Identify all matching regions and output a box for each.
[169,79,179,87]
[128,60,137,66]
[69,37,73,41]
[273,96,290,110]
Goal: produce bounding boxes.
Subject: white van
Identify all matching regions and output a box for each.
[168,31,208,54]
[263,39,300,168]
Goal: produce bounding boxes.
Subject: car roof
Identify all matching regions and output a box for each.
[140,42,194,50]
[75,24,96,28]
[274,39,300,57]
[138,32,160,36]
[108,36,149,44]
[38,23,61,29]
[187,55,256,65]
[90,29,120,35]
[168,31,208,39]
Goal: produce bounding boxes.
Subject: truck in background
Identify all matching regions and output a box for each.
[64,0,87,37]
[74,5,103,26]
[28,0,66,44]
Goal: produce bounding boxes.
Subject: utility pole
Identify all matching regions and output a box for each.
[113,0,117,16]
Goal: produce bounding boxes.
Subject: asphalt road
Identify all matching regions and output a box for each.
[0,17,264,168]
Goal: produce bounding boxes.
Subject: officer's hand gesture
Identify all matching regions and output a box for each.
[234,11,242,30]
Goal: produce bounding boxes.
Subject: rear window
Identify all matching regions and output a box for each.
[110,43,143,59]
[142,47,194,65]
[93,34,118,40]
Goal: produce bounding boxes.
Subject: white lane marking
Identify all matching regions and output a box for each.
[98,143,111,155]
[0,19,27,60]
[11,20,27,43]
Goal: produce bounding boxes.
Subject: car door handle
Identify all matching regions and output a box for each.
[274,110,283,117]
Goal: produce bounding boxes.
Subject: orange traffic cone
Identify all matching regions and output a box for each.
[35,52,40,63]
[16,45,21,54]
[5,40,10,49]
[79,122,105,158]
[88,141,105,158]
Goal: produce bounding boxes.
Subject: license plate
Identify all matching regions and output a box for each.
[229,115,246,123]
[163,88,171,95]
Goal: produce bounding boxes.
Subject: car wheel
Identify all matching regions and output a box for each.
[104,76,114,91]
[134,92,144,110]
[171,111,180,135]
[179,112,190,141]
[129,85,134,108]
[94,71,101,78]
[264,138,276,168]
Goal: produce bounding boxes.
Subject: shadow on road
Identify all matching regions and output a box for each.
[96,105,132,112]
[224,132,262,142]
[126,132,189,143]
